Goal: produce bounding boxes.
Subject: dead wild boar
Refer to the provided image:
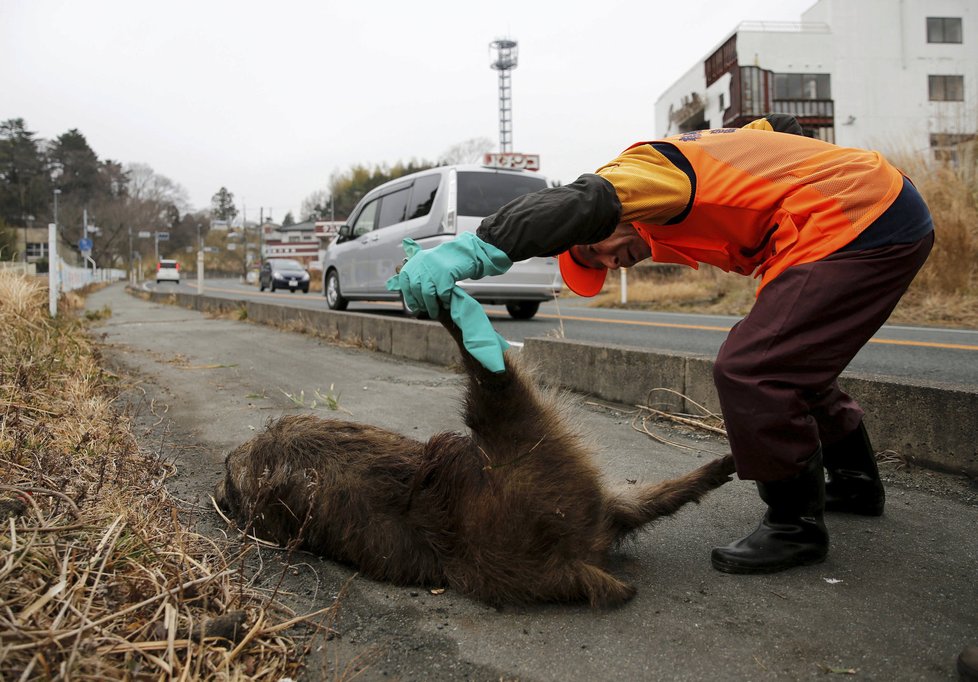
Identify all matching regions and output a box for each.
[214,312,734,607]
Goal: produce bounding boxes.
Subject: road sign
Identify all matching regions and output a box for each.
[484,152,540,171]
[138,230,152,239]
[78,238,93,253]
[157,231,170,241]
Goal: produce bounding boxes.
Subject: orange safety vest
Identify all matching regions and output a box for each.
[629,128,905,291]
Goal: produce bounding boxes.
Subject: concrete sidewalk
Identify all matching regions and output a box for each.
[136,286,978,479]
[88,283,977,681]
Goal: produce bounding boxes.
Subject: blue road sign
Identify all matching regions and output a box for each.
[79,238,93,252]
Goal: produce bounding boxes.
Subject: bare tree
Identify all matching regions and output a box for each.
[127,163,190,210]
[438,137,494,165]
[301,188,331,222]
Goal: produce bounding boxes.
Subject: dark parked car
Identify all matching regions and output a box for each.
[259,259,310,293]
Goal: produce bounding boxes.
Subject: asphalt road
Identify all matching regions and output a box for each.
[150,278,978,388]
[91,283,977,681]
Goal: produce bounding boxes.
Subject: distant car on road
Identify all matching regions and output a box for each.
[259,259,310,293]
[321,164,562,319]
[156,259,180,284]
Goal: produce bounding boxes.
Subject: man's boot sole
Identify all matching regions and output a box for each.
[710,550,827,575]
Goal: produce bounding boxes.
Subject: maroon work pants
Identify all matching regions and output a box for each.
[713,232,934,481]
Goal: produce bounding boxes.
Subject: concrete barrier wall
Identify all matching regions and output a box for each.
[133,288,978,478]
[522,337,978,478]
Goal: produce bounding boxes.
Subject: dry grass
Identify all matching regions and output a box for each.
[587,157,978,329]
[590,265,757,317]
[0,272,334,679]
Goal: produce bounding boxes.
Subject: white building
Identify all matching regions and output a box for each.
[260,220,344,268]
[656,0,977,159]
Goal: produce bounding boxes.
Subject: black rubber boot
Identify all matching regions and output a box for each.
[711,449,828,575]
[959,645,978,682]
[824,422,885,516]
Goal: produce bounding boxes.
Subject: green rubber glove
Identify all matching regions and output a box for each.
[386,233,513,373]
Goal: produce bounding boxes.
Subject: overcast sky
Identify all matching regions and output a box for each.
[3,0,815,222]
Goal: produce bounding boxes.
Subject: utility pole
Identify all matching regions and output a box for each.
[259,207,264,266]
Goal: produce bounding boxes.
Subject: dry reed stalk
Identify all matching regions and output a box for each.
[0,271,334,680]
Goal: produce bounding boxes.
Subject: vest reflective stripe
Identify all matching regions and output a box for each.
[629,129,904,291]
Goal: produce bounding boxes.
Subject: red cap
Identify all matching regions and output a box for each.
[558,248,607,297]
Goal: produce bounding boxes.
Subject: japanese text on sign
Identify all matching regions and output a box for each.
[483,153,540,171]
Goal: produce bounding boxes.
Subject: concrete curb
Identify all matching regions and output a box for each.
[132,287,978,478]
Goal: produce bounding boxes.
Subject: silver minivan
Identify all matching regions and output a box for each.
[321,164,561,319]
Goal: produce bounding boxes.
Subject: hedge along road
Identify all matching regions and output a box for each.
[150,278,978,389]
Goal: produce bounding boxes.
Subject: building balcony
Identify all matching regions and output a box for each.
[771,99,834,124]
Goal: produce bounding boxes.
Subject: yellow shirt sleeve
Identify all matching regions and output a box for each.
[595,144,691,225]
[741,118,775,131]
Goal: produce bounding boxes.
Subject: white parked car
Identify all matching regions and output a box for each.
[321,164,562,319]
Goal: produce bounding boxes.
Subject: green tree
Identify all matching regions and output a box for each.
[327,158,436,220]
[0,118,50,226]
[48,129,102,204]
[282,211,295,226]
[211,187,238,223]
[0,219,17,260]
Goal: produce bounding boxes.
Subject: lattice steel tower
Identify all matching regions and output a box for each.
[489,38,518,153]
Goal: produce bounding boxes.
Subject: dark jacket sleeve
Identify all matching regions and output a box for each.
[764,113,804,136]
[475,173,621,261]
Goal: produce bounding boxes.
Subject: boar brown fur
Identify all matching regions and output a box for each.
[215,312,735,607]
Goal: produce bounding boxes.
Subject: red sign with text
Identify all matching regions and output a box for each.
[483,153,540,171]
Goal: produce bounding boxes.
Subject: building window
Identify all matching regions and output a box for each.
[718,92,725,112]
[930,133,975,163]
[774,73,831,100]
[803,126,835,144]
[739,66,772,119]
[929,75,964,101]
[26,242,48,258]
[705,35,737,87]
[927,17,963,44]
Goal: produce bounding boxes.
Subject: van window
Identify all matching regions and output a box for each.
[378,187,410,228]
[352,198,379,237]
[457,172,547,217]
[406,174,441,219]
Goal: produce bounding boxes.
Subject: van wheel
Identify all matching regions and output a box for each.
[506,301,540,320]
[326,270,348,310]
